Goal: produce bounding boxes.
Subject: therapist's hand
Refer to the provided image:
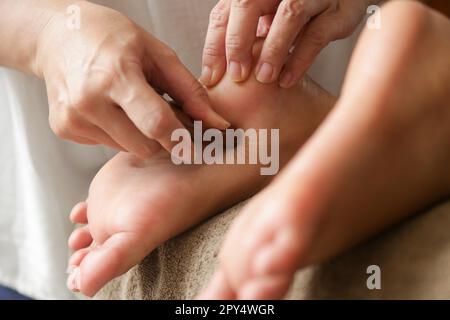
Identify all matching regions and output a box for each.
[36,1,229,158]
[201,0,375,88]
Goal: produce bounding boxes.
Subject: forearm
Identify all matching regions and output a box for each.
[0,0,82,76]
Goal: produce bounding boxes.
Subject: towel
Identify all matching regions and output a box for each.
[95,200,450,299]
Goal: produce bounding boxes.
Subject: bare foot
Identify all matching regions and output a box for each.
[200,1,450,300]
[66,61,334,296]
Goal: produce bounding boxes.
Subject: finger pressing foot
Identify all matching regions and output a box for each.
[253,227,305,277]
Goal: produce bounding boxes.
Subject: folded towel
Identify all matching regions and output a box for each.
[95,200,450,299]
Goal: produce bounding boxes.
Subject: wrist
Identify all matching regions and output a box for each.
[34,0,87,78]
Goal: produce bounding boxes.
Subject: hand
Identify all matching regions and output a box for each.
[201,0,374,88]
[36,1,229,158]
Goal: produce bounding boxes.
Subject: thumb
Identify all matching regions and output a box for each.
[149,44,230,129]
[75,232,146,297]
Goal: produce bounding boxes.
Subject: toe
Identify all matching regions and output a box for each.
[68,226,93,250]
[253,226,305,276]
[70,202,88,224]
[67,247,91,292]
[67,266,81,292]
[239,274,293,300]
[197,269,236,300]
[74,231,151,297]
[68,247,91,269]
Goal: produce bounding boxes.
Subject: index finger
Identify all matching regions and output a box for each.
[200,0,230,87]
[150,42,230,130]
[110,69,187,154]
[226,0,280,82]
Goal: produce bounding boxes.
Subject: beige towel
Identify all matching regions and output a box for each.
[95,200,450,299]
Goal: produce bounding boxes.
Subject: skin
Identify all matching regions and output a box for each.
[200,0,450,299]
[200,0,379,88]
[0,0,229,159]
[66,59,335,297]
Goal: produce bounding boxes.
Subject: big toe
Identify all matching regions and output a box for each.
[239,274,293,300]
[239,225,305,299]
[253,226,306,277]
[67,231,150,297]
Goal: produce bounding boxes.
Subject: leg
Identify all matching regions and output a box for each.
[66,61,334,296]
[201,0,450,299]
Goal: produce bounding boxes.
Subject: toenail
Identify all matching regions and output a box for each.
[67,267,80,292]
[229,60,243,82]
[200,66,213,86]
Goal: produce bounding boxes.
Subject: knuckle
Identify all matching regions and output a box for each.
[209,3,229,29]
[203,43,224,59]
[71,74,114,116]
[279,0,305,20]
[226,33,246,55]
[329,16,352,39]
[61,110,79,130]
[117,30,141,52]
[231,0,254,10]
[123,29,142,47]
[141,109,172,139]
[157,45,179,62]
[118,86,141,107]
[50,120,68,139]
[50,111,78,139]
[263,41,285,60]
[49,93,83,136]
[290,52,310,69]
[70,94,93,116]
[106,30,144,61]
[93,72,115,93]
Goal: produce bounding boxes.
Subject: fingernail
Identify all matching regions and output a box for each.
[210,111,231,130]
[279,71,294,88]
[256,63,275,83]
[200,66,213,86]
[229,60,243,82]
[67,267,80,292]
